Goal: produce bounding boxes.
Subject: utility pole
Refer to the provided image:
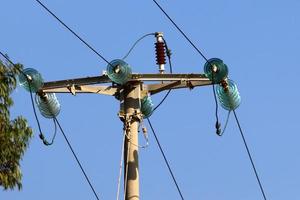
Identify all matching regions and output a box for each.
[122,82,142,200]
[40,73,211,200]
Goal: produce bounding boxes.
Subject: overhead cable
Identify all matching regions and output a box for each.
[151,0,209,62]
[34,0,111,65]
[147,118,185,200]
[54,117,101,200]
[0,51,100,200]
[122,33,156,60]
[151,0,223,135]
[150,1,268,199]
[233,110,267,200]
[152,37,173,112]
[0,51,54,145]
[116,131,126,200]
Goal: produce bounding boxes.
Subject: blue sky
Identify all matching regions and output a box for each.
[1,0,300,199]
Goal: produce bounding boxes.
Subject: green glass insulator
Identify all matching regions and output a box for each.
[141,96,154,118]
[204,58,228,83]
[216,79,241,111]
[18,68,44,93]
[35,93,61,118]
[107,59,132,85]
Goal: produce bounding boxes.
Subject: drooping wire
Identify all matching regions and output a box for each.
[122,33,156,60]
[212,77,221,136]
[218,111,231,136]
[38,118,57,145]
[123,119,149,149]
[147,118,185,200]
[0,51,101,200]
[0,51,56,146]
[116,130,127,200]
[34,0,111,66]
[232,110,267,200]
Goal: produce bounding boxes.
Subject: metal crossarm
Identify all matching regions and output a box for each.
[41,73,211,96]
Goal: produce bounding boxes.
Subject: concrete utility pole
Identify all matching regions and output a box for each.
[41,73,212,200]
[122,83,141,200]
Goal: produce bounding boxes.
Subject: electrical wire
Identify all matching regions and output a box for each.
[218,111,231,136]
[152,89,171,113]
[150,2,268,199]
[212,80,221,136]
[151,0,222,134]
[151,0,209,62]
[38,118,57,145]
[122,33,156,60]
[124,126,149,149]
[116,130,127,200]
[120,32,173,113]
[0,51,55,146]
[152,37,173,112]
[123,128,131,200]
[54,117,101,200]
[146,118,185,200]
[233,110,267,200]
[0,51,101,200]
[34,0,111,66]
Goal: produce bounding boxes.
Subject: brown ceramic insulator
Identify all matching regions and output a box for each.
[155,42,166,65]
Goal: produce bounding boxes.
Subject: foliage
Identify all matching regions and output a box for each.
[0,58,33,190]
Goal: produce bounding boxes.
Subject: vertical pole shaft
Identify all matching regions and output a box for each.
[124,83,140,200]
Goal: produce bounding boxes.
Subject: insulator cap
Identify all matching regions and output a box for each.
[216,79,241,111]
[141,95,154,118]
[36,93,61,118]
[204,58,228,84]
[107,59,132,85]
[18,68,44,93]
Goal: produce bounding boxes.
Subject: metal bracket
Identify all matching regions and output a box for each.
[42,85,118,96]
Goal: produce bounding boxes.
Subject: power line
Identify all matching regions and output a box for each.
[151,1,268,199]
[151,0,223,135]
[0,51,51,145]
[34,0,111,65]
[116,131,126,200]
[152,89,171,113]
[146,118,185,200]
[212,83,221,136]
[151,0,209,62]
[123,129,131,200]
[0,51,101,200]
[218,111,231,136]
[233,110,267,200]
[54,117,101,200]
[122,33,156,60]
[121,32,173,113]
